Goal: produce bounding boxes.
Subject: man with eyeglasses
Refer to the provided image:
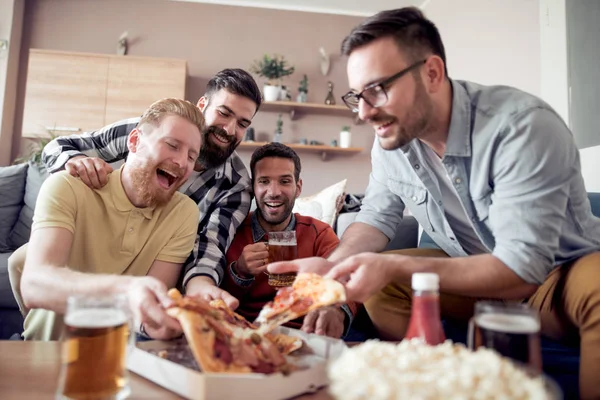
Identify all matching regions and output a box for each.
[269,7,600,398]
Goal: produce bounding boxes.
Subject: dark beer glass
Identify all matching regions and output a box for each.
[468,301,542,372]
[56,295,134,400]
[267,231,298,287]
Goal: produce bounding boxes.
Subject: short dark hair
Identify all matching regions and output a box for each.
[341,7,448,77]
[204,68,262,112]
[250,143,301,182]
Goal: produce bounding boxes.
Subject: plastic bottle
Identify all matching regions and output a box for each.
[404,273,446,345]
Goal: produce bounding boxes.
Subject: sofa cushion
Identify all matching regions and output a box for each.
[293,179,347,227]
[8,162,49,249]
[0,164,28,252]
[588,192,600,217]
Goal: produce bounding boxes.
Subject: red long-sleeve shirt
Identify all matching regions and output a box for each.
[222,212,355,328]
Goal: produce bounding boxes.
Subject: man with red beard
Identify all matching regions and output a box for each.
[220,143,356,338]
[11,99,203,341]
[40,69,260,308]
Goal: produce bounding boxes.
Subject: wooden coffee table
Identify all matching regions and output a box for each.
[0,341,333,399]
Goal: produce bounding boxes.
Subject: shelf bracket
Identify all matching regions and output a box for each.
[321,151,328,161]
[289,108,296,120]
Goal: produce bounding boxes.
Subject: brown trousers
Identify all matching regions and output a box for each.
[364,248,600,400]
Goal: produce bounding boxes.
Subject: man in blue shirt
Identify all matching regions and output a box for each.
[269,7,600,398]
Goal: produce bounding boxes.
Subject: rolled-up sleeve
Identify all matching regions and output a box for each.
[355,142,406,241]
[490,107,577,284]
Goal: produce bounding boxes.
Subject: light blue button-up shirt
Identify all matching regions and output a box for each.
[356,79,600,284]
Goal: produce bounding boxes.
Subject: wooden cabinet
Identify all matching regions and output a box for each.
[105,56,187,123]
[21,49,187,138]
[21,51,109,137]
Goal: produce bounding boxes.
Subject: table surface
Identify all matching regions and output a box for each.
[0,341,333,400]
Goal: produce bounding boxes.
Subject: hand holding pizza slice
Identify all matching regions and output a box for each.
[166,289,291,374]
[254,273,347,334]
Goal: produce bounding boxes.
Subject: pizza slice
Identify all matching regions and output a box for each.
[254,272,347,334]
[265,332,304,355]
[209,299,303,355]
[166,289,291,374]
[209,299,256,329]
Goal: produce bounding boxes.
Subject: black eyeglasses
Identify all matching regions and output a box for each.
[341,60,426,112]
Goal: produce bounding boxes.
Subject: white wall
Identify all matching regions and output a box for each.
[580,145,600,192]
[539,0,569,125]
[425,0,541,96]
[0,0,24,166]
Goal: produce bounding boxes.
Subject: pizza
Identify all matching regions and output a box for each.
[166,289,292,374]
[209,299,303,355]
[254,272,347,334]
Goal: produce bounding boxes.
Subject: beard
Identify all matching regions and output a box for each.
[375,75,433,150]
[198,126,239,169]
[256,196,295,227]
[128,160,183,207]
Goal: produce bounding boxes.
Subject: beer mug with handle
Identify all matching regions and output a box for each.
[467,301,543,372]
[56,294,135,400]
[267,231,298,287]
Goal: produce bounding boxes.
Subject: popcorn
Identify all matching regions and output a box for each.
[327,339,549,400]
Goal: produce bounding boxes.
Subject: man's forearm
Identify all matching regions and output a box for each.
[21,265,133,313]
[387,253,538,299]
[328,222,389,263]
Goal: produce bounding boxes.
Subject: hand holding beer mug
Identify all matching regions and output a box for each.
[468,301,542,372]
[267,231,298,287]
[56,295,135,400]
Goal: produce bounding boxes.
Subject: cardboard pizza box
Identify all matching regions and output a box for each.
[127,327,347,400]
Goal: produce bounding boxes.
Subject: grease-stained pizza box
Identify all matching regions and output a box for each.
[127,327,347,400]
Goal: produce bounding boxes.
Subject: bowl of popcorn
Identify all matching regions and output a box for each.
[327,339,562,400]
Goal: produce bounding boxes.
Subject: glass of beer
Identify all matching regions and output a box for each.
[56,294,134,400]
[468,301,542,372]
[267,231,298,287]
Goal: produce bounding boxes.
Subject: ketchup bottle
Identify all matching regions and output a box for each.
[404,273,446,345]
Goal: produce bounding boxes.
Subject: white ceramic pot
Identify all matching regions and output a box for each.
[263,84,281,102]
[340,130,352,148]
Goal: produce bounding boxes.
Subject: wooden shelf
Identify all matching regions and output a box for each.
[238,141,363,161]
[261,101,353,119]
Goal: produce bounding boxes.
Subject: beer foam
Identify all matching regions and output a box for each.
[65,308,128,328]
[475,313,540,334]
[269,240,297,246]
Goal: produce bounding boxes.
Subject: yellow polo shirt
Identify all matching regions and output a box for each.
[23,167,199,340]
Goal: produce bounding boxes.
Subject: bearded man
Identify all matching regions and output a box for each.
[220,143,356,339]
[11,98,203,341]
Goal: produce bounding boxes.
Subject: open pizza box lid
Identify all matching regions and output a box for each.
[127,327,347,400]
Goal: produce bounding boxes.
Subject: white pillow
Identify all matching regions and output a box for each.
[293,179,347,227]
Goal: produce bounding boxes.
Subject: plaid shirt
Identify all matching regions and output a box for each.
[42,117,252,287]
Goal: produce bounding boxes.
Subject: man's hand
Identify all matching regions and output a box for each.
[65,156,113,189]
[235,242,269,277]
[127,276,182,340]
[325,253,395,303]
[302,306,345,338]
[267,256,335,276]
[185,275,240,310]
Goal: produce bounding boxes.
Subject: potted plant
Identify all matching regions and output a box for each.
[296,74,308,103]
[14,132,57,168]
[340,126,352,148]
[273,114,283,143]
[250,54,295,102]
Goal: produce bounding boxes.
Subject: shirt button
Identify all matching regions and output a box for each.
[412,196,418,202]
[438,200,442,205]
[450,237,456,241]
[455,178,462,184]
[414,164,420,170]
[128,228,134,233]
